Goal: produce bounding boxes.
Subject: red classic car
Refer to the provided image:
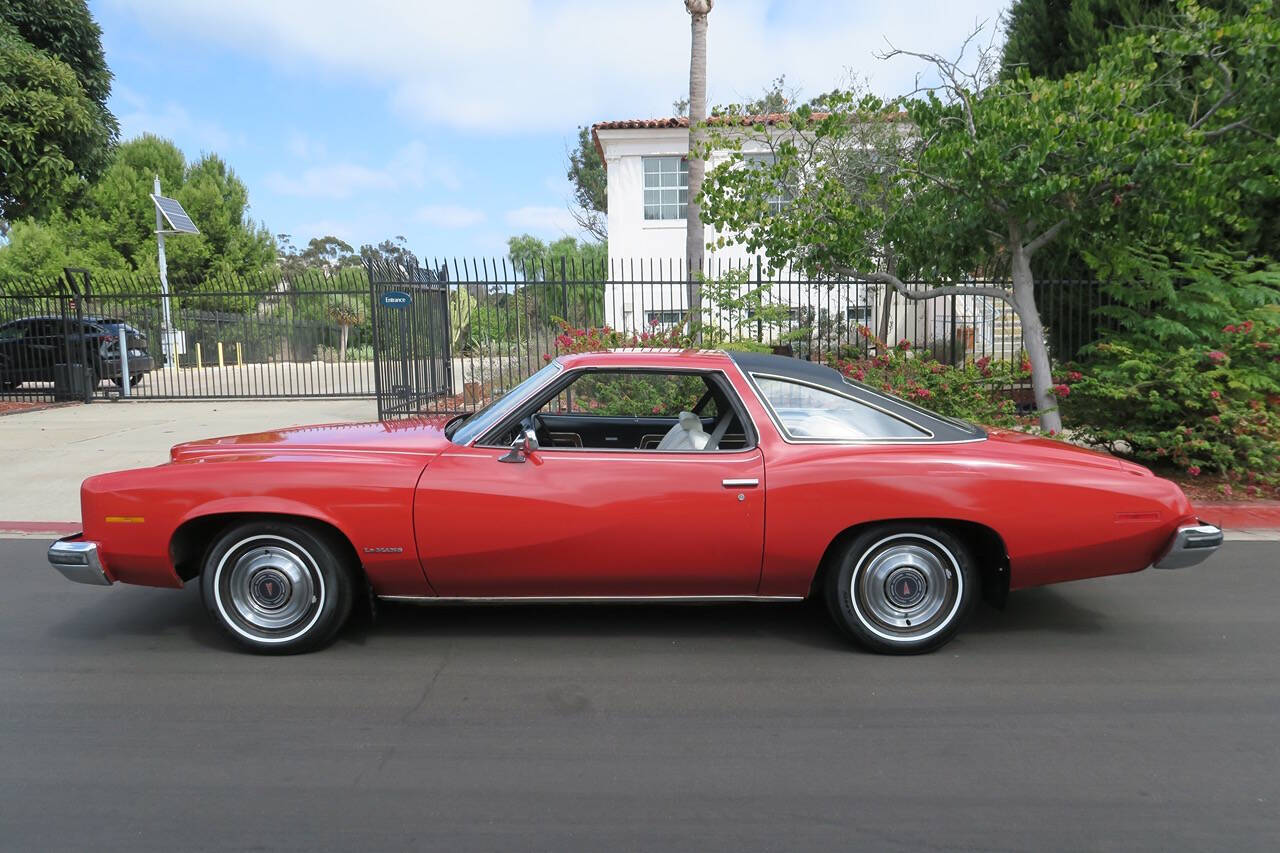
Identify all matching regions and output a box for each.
[48,349,1222,654]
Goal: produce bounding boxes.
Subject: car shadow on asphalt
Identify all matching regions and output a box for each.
[47,584,1105,654]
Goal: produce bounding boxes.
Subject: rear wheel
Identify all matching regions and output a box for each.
[825,524,976,654]
[200,520,354,654]
[110,374,144,388]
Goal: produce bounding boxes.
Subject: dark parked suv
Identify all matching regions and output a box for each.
[0,316,156,390]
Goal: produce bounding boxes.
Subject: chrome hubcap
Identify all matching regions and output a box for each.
[853,536,959,639]
[226,545,316,632]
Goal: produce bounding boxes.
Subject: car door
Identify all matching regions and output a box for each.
[413,369,766,597]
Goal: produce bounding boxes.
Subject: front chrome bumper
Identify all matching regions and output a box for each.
[1153,522,1223,569]
[48,535,113,585]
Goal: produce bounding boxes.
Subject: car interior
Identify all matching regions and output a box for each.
[484,369,753,452]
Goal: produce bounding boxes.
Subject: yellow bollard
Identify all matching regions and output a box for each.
[196,342,203,369]
[236,342,243,366]
[217,341,225,368]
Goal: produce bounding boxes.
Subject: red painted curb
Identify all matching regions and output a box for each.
[1192,503,1280,530]
[0,521,80,535]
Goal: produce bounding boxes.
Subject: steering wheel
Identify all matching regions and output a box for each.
[519,413,546,444]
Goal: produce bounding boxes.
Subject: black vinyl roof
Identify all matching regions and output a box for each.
[727,350,986,442]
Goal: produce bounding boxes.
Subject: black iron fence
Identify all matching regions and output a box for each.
[406,256,1109,416]
[0,259,1110,416]
[0,267,376,404]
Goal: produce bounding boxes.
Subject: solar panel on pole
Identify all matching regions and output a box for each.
[150,194,200,234]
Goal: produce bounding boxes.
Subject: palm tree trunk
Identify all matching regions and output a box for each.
[684,1,713,332]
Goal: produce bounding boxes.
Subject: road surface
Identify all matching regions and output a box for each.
[1,538,1276,851]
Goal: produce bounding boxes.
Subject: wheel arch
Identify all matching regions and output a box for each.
[810,517,1010,608]
[169,510,363,585]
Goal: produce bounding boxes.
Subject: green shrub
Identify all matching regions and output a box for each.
[1066,248,1280,489]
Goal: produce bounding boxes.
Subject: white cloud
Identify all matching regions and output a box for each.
[286,130,327,161]
[264,141,459,199]
[113,85,239,151]
[416,205,486,228]
[106,1,1008,134]
[504,205,578,235]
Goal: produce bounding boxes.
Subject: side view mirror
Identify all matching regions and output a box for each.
[498,428,539,463]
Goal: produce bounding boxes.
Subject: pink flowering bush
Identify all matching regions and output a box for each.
[1065,316,1280,488]
[545,321,703,416]
[829,327,1039,429]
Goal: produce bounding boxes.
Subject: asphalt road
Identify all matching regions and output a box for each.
[2,538,1277,852]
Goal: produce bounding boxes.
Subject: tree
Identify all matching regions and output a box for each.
[566,127,607,242]
[324,297,365,362]
[701,5,1275,433]
[0,135,275,287]
[360,236,420,274]
[684,0,713,318]
[0,0,117,228]
[506,234,606,279]
[1002,0,1277,261]
[1000,0,1250,79]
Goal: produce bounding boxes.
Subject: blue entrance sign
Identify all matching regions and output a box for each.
[381,290,412,309]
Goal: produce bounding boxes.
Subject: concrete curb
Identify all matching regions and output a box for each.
[1192,503,1280,530]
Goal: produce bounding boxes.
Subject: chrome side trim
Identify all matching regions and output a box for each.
[377,594,804,604]
[1154,522,1223,569]
[47,536,113,586]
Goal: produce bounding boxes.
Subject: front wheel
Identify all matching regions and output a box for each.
[200,520,354,654]
[825,524,976,654]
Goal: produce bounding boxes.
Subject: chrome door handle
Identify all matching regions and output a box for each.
[722,478,759,488]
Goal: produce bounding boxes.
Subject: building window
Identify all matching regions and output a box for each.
[846,305,872,324]
[744,153,792,214]
[643,156,688,220]
[645,309,686,328]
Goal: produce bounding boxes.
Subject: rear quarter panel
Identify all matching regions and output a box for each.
[80,452,434,595]
[756,440,1195,596]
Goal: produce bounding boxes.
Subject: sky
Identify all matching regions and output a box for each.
[93,0,1009,261]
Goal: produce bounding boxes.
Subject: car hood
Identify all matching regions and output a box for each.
[982,428,1150,474]
[169,415,455,463]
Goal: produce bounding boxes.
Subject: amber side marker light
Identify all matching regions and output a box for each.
[104,516,145,524]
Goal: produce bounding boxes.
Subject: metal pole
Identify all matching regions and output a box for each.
[154,175,173,364]
[118,325,130,398]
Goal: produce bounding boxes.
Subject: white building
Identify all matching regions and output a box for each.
[590,115,1020,359]
[591,115,880,343]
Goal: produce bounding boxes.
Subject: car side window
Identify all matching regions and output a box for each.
[542,371,710,418]
[481,369,751,452]
[753,376,928,440]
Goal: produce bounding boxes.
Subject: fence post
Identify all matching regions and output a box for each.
[756,256,764,344]
[367,259,384,419]
[950,293,958,365]
[560,256,572,411]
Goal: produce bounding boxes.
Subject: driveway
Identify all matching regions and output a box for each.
[0,399,375,522]
[2,538,1277,851]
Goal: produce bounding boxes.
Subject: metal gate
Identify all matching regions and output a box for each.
[0,269,97,406]
[368,259,452,418]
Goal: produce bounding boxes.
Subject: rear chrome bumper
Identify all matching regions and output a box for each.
[48,535,113,585]
[1154,522,1223,569]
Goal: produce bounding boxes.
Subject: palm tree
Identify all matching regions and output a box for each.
[325,298,365,362]
[684,0,713,327]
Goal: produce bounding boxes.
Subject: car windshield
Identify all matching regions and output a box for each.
[448,360,563,445]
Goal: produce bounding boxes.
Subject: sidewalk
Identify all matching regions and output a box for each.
[0,398,374,524]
